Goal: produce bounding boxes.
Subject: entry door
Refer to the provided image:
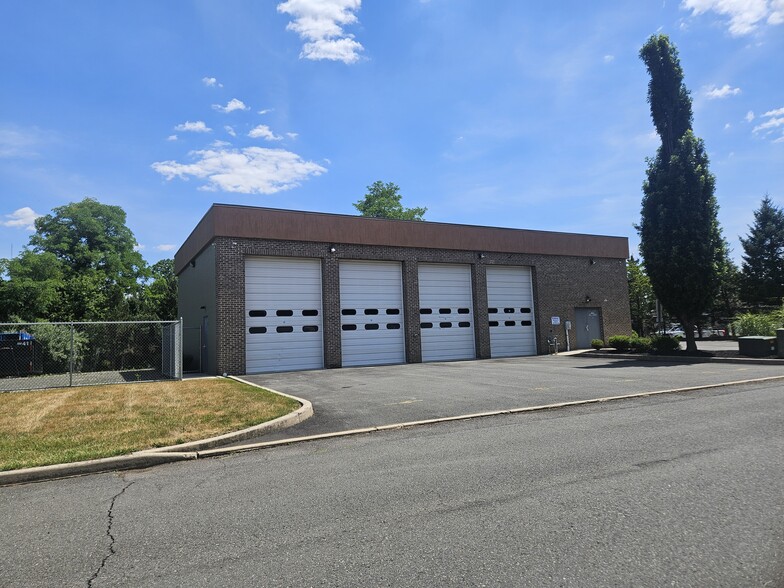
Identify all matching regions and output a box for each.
[575,307,602,349]
[339,260,405,367]
[245,257,324,373]
[418,263,475,362]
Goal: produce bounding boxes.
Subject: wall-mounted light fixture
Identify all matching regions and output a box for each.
[329,245,337,253]
[589,258,596,265]
[190,260,196,268]
[478,253,486,259]
[584,295,592,303]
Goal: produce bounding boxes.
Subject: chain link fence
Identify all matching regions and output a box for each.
[0,320,182,392]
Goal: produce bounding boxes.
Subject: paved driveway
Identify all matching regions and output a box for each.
[240,354,783,443]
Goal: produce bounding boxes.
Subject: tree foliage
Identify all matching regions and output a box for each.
[0,197,176,323]
[638,34,723,352]
[708,239,741,325]
[739,195,784,307]
[353,181,427,221]
[137,259,178,320]
[627,256,656,336]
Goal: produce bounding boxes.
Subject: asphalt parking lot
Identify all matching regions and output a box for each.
[240,353,784,442]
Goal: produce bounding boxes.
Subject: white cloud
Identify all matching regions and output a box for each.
[155,244,176,252]
[167,134,178,141]
[151,146,327,194]
[752,106,784,141]
[258,108,274,115]
[224,125,237,137]
[753,116,784,133]
[681,0,783,35]
[0,126,45,158]
[211,140,231,148]
[770,0,784,23]
[212,98,249,113]
[2,207,41,231]
[134,243,145,251]
[202,77,223,88]
[745,110,755,122]
[248,124,283,141]
[286,132,299,139]
[724,122,732,129]
[704,84,741,99]
[174,120,212,133]
[277,0,364,64]
[603,55,615,63]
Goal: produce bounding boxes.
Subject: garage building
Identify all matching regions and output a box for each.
[175,204,631,375]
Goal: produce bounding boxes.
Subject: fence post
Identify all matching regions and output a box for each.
[179,318,184,380]
[69,323,74,387]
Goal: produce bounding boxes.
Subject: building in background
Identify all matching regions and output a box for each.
[175,204,631,375]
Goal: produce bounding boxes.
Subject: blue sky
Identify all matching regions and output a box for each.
[1,0,782,266]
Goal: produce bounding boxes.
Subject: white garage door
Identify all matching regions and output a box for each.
[340,260,405,367]
[245,257,323,373]
[486,265,536,357]
[418,263,476,362]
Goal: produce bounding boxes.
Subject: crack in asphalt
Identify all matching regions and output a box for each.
[86,478,135,588]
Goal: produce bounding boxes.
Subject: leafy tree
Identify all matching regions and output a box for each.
[1,198,148,321]
[353,181,427,221]
[0,251,66,321]
[637,34,723,352]
[739,195,784,307]
[137,259,178,320]
[627,256,656,336]
[708,240,741,329]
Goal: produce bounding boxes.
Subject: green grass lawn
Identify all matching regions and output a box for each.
[0,378,300,471]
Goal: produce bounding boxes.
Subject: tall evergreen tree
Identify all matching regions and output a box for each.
[638,34,723,352]
[739,195,784,307]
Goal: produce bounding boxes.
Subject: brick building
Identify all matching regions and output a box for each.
[175,204,631,375]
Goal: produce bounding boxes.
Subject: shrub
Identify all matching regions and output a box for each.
[650,334,680,353]
[26,322,89,373]
[591,339,604,350]
[608,335,632,352]
[732,312,781,337]
[630,336,652,353]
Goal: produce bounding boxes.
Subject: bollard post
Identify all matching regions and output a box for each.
[777,329,784,359]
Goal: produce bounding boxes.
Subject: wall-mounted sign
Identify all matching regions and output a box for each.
[551,316,560,325]
[565,321,572,330]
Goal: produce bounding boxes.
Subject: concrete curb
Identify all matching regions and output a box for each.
[0,377,313,487]
[582,351,784,365]
[192,374,784,458]
[0,452,198,487]
[136,377,313,453]
[3,374,781,486]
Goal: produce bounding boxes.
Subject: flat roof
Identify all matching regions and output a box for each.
[175,204,629,274]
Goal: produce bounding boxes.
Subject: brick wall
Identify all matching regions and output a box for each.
[211,237,632,375]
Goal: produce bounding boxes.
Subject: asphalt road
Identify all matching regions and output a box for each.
[239,354,784,441]
[1,380,782,587]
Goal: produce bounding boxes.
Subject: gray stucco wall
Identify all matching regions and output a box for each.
[199,237,631,375]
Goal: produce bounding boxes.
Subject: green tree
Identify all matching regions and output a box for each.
[739,195,784,307]
[708,240,741,329]
[0,251,66,321]
[353,181,427,221]
[1,198,147,321]
[138,259,178,320]
[638,34,723,352]
[627,256,656,336]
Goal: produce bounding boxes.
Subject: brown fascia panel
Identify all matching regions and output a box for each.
[175,204,629,274]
